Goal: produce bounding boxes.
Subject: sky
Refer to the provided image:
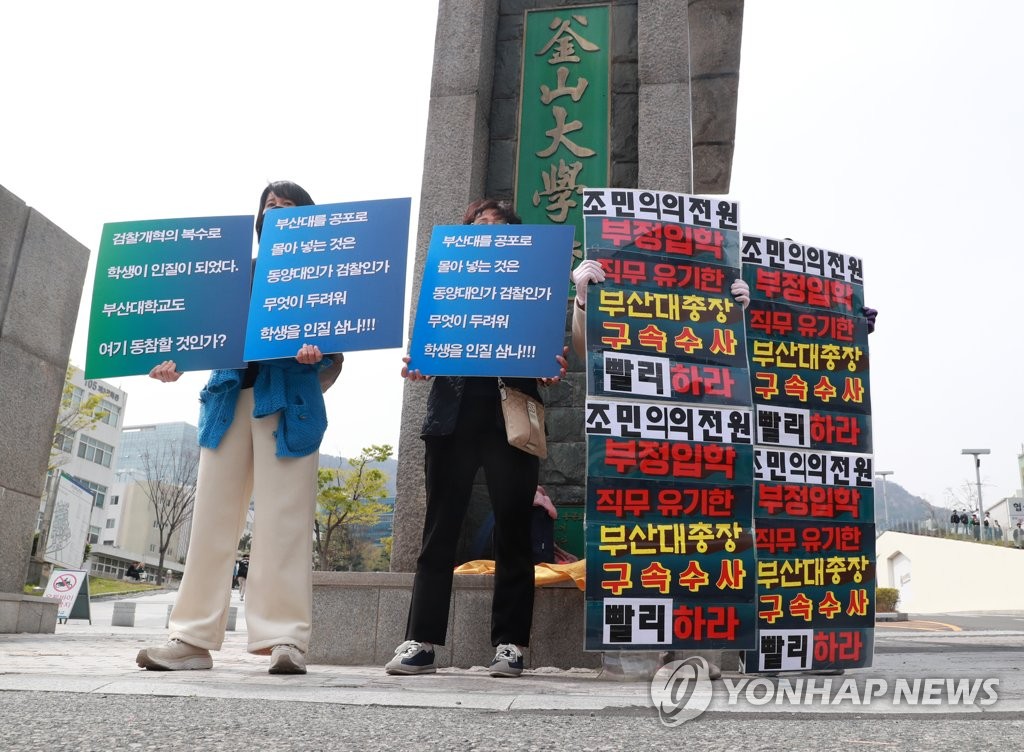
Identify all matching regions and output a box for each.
[3,1,1022,509]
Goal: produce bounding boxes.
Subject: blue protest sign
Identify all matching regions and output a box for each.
[407,224,575,378]
[243,198,411,360]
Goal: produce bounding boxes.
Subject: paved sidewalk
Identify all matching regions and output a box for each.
[2,591,1023,716]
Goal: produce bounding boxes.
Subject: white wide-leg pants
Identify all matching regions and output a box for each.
[168,389,318,654]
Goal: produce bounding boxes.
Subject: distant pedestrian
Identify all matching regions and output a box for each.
[950,510,960,535]
[993,518,1003,541]
[1014,522,1024,549]
[236,557,249,601]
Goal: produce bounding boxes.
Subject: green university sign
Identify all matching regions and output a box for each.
[515,5,610,267]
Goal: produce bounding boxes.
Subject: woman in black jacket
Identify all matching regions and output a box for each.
[386,199,567,679]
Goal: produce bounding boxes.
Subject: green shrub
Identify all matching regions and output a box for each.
[876,587,900,612]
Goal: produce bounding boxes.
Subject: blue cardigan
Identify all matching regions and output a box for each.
[197,359,329,458]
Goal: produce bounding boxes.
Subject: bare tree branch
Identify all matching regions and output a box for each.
[138,444,200,585]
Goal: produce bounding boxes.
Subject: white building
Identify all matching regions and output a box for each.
[97,422,201,581]
[39,366,126,561]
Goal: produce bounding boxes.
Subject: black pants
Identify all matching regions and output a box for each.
[406,393,538,647]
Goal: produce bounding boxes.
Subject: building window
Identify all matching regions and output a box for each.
[105,519,115,529]
[77,436,114,468]
[110,495,119,506]
[70,477,107,509]
[102,540,114,546]
[89,526,100,545]
[53,429,75,454]
[149,544,156,552]
[99,400,121,428]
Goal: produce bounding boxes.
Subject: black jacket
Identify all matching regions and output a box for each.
[421,376,542,437]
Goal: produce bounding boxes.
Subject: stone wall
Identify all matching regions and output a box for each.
[0,185,89,632]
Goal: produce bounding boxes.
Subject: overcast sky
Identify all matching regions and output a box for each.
[3,1,1021,509]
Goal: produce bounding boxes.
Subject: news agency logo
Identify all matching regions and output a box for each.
[720,676,1000,709]
[650,669,1000,725]
[650,657,715,727]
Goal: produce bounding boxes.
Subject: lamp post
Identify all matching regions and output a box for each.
[875,470,894,531]
[961,449,990,540]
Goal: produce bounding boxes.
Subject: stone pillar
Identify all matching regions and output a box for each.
[638,0,694,192]
[391,0,743,578]
[392,0,501,572]
[0,185,89,632]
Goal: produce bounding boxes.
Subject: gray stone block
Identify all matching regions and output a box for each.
[39,599,58,633]
[531,585,602,668]
[430,0,498,99]
[492,38,522,101]
[4,209,89,365]
[490,97,518,140]
[0,341,66,498]
[0,186,29,322]
[0,596,22,633]
[15,598,46,633]
[637,0,690,84]
[688,0,744,76]
[611,3,639,63]
[638,82,693,193]
[0,486,38,593]
[111,601,136,627]
[310,571,601,670]
[451,579,499,668]
[691,75,740,144]
[310,584,380,664]
[694,142,735,194]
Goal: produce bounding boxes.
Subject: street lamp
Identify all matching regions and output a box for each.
[961,449,990,540]
[875,470,894,531]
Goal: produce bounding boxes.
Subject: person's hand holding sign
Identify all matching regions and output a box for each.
[149,360,182,383]
[295,343,323,365]
[401,355,431,382]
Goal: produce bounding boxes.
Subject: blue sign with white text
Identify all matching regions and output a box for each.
[243,198,411,360]
[407,224,575,378]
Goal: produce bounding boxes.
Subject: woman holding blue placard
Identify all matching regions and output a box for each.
[136,181,343,676]
[386,199,568,679]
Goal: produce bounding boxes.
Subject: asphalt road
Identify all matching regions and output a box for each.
[3,693,1023,752]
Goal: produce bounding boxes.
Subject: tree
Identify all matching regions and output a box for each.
[33,365,110,579]
[138,443,200,585]
[49,364,109,472]
[314,445,392,571]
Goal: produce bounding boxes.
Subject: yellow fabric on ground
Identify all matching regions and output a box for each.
[453,559,586,590]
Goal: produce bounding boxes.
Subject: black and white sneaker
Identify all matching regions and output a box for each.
[385,640,436,675]
[488,643,524,677]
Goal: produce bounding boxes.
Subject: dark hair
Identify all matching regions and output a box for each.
[462,198,521,225]
[255,180,315,240]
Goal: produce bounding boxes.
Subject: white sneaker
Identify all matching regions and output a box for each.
[136,639,212,671]
[269,644,307,674]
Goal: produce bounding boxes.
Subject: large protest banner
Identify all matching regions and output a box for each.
[580,188,756,650]
[407,224,575,378]
[739,233,875,672]
[244,198,411,360]
[85,215,253,378]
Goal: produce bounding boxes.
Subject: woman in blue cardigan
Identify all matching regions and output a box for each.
[136,181,342,675]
